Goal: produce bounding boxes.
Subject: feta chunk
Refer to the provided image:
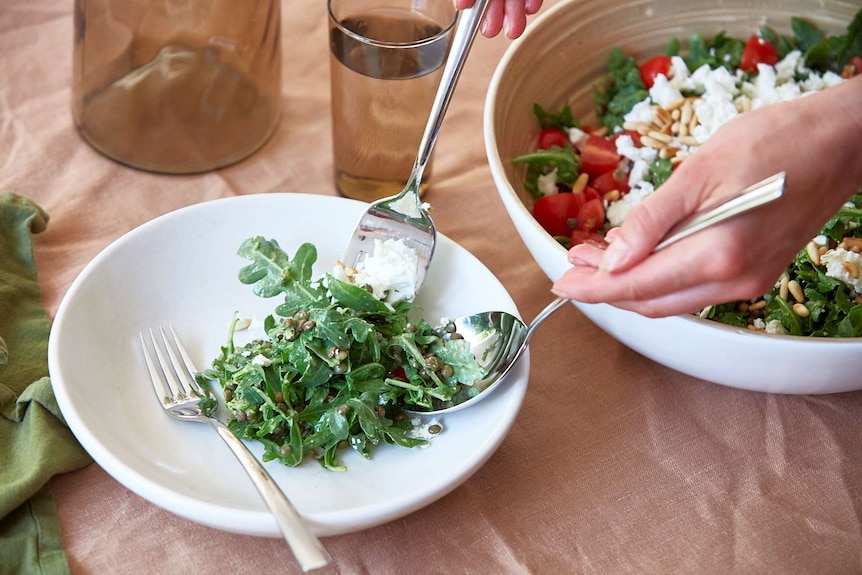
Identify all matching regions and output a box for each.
[352,238,420,304]
[820,248,862,294]
[537,168,559,197]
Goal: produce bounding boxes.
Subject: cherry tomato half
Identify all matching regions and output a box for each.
[843,55,862,78]
[576,198,605,233]
[592,170,630,196]
[570,229,609,249]
[538,128,570,150]
[532,193,584,237]
[639,55,673,89]
[580,135,621,179]
[739,35,779,72]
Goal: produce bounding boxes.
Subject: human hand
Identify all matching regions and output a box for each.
[454,0,543,39]
[551,74,862,317]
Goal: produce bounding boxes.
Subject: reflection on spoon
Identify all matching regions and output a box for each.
[407,172,785,414]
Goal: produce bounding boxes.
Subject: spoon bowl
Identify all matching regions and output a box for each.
[407,172,786,414]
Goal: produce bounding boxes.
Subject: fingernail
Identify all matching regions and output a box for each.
[503,15,511,38]
[599,237,628,272]
[481,17,491,36]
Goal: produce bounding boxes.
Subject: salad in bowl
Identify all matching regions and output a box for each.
[513,10,862,338]
[484,0,862,393]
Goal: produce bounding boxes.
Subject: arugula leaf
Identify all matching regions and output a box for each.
[595,47,648,132]
[804,8,862,72]
[791,17,823,52]
[533,103,579,130]
[513,145,580,199]
[203,239,486,470]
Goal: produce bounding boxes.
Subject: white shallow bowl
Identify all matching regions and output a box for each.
[48,193,528,537]
[484,0,862,394]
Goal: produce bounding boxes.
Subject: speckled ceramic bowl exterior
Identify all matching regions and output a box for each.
[485,0,862,394]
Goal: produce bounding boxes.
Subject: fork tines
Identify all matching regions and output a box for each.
[140,326,203,402]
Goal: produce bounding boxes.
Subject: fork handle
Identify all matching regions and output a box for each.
[210,420,330,572]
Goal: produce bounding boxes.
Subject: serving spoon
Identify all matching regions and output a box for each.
[341,0,491,296]
[410,171,786,414]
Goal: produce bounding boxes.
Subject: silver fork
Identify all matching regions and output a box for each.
[341,0,491,293]
[139,326,329,572]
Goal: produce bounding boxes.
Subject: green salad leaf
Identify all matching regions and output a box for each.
[595,47,649,132]
[512,144,580,199]
[533,103,579,131]
[201,239,486,471]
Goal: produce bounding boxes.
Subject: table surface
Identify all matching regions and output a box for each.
[4,1,862,573]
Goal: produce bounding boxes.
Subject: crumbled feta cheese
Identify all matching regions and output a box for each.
[692,93,738,142]
[623,100,653,124]
[352,238,419,304]
[566,127,590,150]
[765,320,788,335]
[615,135,657,190]
[389,194,430,219]
[251,354,272,366]
[537,168,559,196]
[820,248,862,294]
[606,181,653,228]
[649,74,683,109]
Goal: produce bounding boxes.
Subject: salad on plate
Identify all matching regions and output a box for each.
[514,10,862,337]
[198,237,486,471]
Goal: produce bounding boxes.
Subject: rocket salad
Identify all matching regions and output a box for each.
[198,237,485,471]
[514,11,862,337]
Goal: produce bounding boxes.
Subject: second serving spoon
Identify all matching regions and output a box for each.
[408,171,786,414]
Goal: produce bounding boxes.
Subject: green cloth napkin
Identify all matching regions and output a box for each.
[0,193,91,575]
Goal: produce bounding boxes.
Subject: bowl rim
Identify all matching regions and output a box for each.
[482,0,862,345]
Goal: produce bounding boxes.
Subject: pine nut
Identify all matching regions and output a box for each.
[779,276,789,300]
[792,303,810,317]
[671,108,681,121]
[788,280,804,303]
[234,318,252,331]
[842,237,862,252]
[659,146,679,159]
[749,300,767,311]
[806,241,821,265]
[571,172,589,195]
[678,123,689,138]
[680,102,693,125]
[640,136,664,149]
[648,130,673,144]
[688,115,699,133]
[603,189,621,202]
[666,97,686,111]
[678,135,699,147]
[592,126,609,137]
[622,121,648,132]
[842,261,859,279]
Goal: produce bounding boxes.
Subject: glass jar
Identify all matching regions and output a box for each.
[72,0,282,174]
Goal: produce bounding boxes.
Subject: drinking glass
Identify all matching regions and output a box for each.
[328,0,457,202]
[72,0,282,174]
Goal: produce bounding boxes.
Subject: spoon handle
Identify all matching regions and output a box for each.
[654,171,785,250]
[409,0,490,184]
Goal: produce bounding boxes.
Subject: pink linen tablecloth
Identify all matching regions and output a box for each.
[3,1,862,573]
